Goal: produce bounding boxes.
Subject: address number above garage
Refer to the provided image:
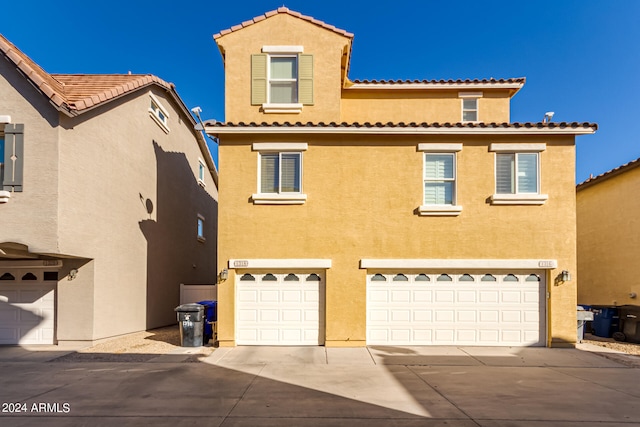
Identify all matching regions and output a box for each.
[229,259,333,269]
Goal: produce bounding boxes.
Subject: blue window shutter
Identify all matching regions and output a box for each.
[3,124,24,192]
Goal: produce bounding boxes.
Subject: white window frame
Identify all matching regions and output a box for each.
[252,142,307,205]
[459,91,482,123]
[490,143,548,205]
[418,143,462,216]
[262,46,304,113]
[197,215,205,242]
[148,93,170,133]
[197,159,206,187]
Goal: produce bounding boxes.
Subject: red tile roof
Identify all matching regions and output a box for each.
[577,157,640,190]
[0,33,174,115]
[213,7,354,40]
[349,78,526,85]
[206,121,597,135]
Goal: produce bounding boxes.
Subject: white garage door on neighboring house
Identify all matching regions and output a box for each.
[236,272,324,345]
[367,272,546,346]
[0,270,56,345]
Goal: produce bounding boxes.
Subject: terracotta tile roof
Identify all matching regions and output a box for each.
[206,121,597,136]
[0,33,174,115]
[577,157,640,190]
[349,78,526,85]
[213,7,354,40]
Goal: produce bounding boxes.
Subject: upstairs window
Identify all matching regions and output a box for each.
[198,159,206,186]
[424,153,455,205]
[490,143,548,205]
[496,153,539,194]
[0,135,4,184]
[260,152,302,194]
[149,94,170,133]
[459,92,482,122]
[197,215,205,242]
[270,56,298,104]
[252,46,313,113]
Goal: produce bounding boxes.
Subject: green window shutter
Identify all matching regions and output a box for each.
[251,54,267,105]
[3,124,24,192]
[298,54,313,105]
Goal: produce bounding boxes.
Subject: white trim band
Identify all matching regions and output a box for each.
[251,194,307,205]
[262,103,303,114]
[360,259,558,269]
[418,205,463,216]
[418,143,463,152]
[347,83,523,90]
[0,260,63,268]
[228,259,332,269]
[458,91,483,98]
[490,194,549,205]
[0,115,11,124]
[490,143,547,152]
[262,45,304,53]
[252,143,308,151]
[0,190,10,203]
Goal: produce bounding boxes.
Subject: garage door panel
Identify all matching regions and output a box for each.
[236,271,324,345]
[0,283,55,345]
[367,272,546,346]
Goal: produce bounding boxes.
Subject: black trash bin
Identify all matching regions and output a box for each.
[615,305,640,343]
[197,300,218,344]
[174,303,204,347]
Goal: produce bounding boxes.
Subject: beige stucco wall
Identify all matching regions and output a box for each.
[216,13,351,123]
[0,56,61,253]
[340,89,512,123]
[577,166,640,306]
[57,87,218,342]
[217,134,578,347]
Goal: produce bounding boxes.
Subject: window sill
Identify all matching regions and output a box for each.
[0,191,11,203]
[197,236,206,243]
[197,179,206,188]
[490,194,548,205]
[418,205,462,216]
[252,193,307,205]
[262,103,303,114]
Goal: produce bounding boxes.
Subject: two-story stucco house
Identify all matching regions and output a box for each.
[577,157,640,308]
[206,8,596,348]
[0,35,218,345]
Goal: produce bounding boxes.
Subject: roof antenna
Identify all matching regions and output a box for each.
[191,106,219,145]
[543,111,554,123]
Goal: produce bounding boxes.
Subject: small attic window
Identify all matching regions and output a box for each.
[149,93,170,133]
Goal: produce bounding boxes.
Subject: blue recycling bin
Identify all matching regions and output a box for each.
[591,306,619,338]
[197,300,217,344]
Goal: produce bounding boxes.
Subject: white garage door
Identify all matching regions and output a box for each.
[367,272,546,346]
[0,277,55,345]
[236,272,324,345]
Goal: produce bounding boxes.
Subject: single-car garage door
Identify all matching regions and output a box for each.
[236,272,324,345]
[367,272,545,346]
[0,275,55,345]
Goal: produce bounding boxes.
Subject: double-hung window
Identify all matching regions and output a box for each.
[418,143,462,216]
[252,46,313,113]
[252,142,308,205]
[459,92,481,123]
[0,135,4,185]
[490,143,548,205]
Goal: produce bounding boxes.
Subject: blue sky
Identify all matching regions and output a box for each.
[2,1,638,182]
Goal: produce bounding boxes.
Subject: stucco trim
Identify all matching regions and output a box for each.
[262,45,304,53]
[262,103,303,114]
[251,193,307,204]
[490,194,549,205]
[252,143,308,151]
[360,259,557,269]
[418,205,463,216]
[490,143,547,152]
[0,191,10,203]
[228,259,332,269]
[418,143,463,152]
[0,115,11,124]
[0,259,63,268]
[458,91,483,98]
[348,83,523,90]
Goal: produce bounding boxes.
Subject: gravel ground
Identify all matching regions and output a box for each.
[54,325,214,362]
[582,333,640,355]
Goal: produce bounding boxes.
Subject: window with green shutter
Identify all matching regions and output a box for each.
[252,51,314,108]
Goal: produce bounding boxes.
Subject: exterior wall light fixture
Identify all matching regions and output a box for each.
[560,270,571,282]
[219,268,229,283]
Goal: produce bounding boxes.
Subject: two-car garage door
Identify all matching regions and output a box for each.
[367,272,546,346]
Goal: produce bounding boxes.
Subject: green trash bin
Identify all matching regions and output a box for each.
[174,303,204,347]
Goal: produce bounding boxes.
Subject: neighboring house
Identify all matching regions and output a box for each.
[577,157,640,307]
[206,8,596,348]
[0,34,218,345]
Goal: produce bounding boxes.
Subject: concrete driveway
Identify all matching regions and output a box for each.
[1,344,640,426]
